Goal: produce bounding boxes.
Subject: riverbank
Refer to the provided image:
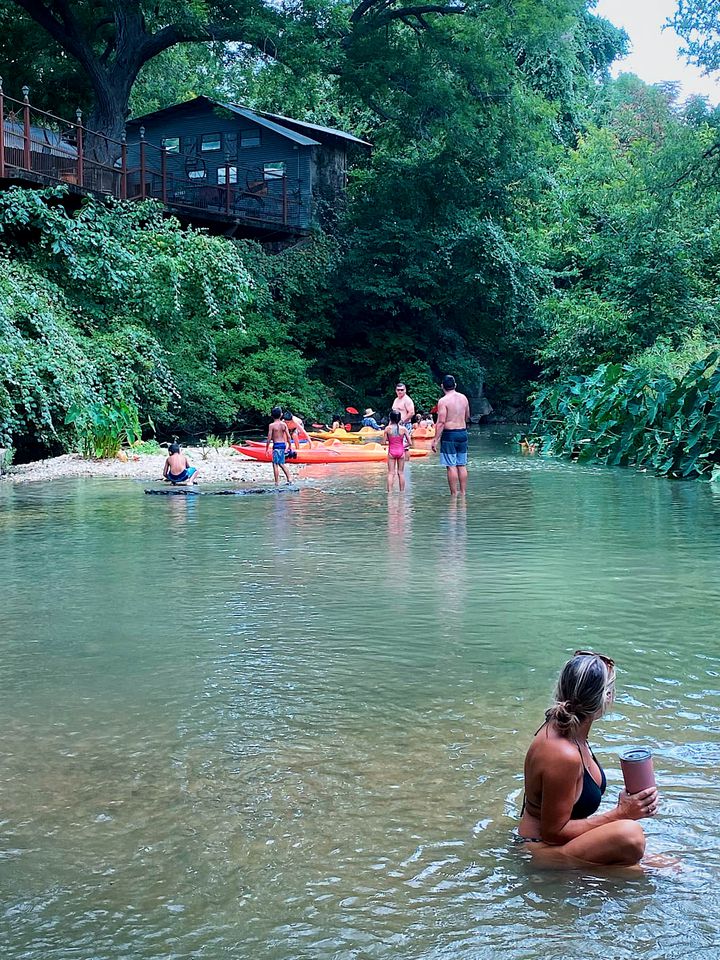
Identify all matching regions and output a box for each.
[1,446,284,485]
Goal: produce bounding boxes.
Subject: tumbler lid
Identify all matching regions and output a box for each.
[621,747,652,762]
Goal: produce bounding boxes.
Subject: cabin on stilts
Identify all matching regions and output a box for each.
[0,85,371,241]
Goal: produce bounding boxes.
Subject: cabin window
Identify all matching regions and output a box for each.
[163,137,180,153]
[200,133,222,152]
[240,128,261,148]
[218,166,238,185]
[188,167,206,179]
[264,161,285,179]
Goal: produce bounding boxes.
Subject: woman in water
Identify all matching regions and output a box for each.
[383,409,412,492]
[518,651,659,867]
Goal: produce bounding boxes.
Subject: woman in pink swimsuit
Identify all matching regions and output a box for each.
[383,409,412,491]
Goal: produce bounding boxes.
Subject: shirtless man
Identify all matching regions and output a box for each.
[431,374,471,495]
[391,382,415,460]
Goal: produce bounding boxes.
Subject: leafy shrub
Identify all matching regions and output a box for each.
[65,399,142,459]
[530,352,720,479]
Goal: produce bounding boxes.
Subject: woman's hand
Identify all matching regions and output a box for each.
[617,786,660,820]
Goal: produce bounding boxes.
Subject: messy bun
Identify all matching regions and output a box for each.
[545,655,612,737]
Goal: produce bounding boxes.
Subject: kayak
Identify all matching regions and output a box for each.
[232,441,430,463]
[308,430,364,443]
[412,427,436,439]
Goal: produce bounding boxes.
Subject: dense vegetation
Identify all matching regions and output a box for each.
[0,189,331,454]
[528,352,720,480]
[2,0,720,473]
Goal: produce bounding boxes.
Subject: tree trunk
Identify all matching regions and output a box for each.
[87,85,129,142]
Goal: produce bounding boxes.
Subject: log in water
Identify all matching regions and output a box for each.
[144,486,300,496]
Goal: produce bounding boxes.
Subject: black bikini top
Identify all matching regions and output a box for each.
[522,723,606,821]
[569,740,606,820]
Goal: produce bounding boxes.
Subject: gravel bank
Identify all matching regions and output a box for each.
[1,446,292,485]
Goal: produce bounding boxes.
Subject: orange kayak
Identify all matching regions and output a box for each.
[232,441,430,463]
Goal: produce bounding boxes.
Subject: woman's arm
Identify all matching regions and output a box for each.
[539,751,658,844]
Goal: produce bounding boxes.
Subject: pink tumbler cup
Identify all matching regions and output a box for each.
[620,748,655,794]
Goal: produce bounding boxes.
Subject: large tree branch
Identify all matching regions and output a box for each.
[138,20,280,66]
[351,0,465,26]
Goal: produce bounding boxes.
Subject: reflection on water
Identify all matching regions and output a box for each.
[1,431,719,959]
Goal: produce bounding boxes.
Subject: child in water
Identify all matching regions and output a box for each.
[266,406,292,484]
[163,442,199,485]
[383,409,412,492]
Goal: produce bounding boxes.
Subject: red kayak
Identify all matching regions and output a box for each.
[232,441,430,464]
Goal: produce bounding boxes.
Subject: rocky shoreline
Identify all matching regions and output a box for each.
[0,446,288,485]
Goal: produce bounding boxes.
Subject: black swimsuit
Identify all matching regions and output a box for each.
[519,724,606,841]
[570,741,606,819]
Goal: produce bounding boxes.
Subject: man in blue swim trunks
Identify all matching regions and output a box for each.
[431,374,471,495]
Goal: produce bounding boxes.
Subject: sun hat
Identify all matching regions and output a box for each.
[364,408,375,416]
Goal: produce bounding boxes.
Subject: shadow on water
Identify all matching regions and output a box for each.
[0,430,719,959]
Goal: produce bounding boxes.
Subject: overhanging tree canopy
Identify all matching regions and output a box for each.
[1,0,468,138]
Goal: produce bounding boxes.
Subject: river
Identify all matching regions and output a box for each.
[1,430,719,959]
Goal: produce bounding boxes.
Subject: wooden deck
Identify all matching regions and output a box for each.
[0,88,308,238]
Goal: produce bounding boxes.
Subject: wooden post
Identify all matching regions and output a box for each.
[282,174,288,225]
[139,126,146,198]
[120,131,127,199]
[75,108,84,186]
[0,77,5,180]
[224,156,231,214]
[161,143,167,203]
[22,85,31,172]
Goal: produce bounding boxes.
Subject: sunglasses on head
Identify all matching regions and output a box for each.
[575,650,615,671]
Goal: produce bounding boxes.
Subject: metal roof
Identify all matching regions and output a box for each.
[255,110,371,147]
[3,119,76,157]
[127,96,370,148]
[217,102,320,147]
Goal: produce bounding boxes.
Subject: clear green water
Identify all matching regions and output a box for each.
[1,430,719,959]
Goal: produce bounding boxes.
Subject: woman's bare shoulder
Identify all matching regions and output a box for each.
[527,729,580,764]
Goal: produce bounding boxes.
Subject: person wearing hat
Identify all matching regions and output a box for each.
[362,408,383,430]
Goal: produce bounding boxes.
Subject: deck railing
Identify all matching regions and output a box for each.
[0,82,305,230]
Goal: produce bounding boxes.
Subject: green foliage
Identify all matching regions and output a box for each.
[672,1,720,74]
[204,434,230,449]
[132,438,164,455]
[65,399,142,459]
[530,352,720,480]
[0,189,333,452]
[532,84,720,381]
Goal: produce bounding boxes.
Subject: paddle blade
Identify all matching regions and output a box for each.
[346,406,359,415]
[430,405,439,414]
[312,423,324,428]
[345,423,352,431]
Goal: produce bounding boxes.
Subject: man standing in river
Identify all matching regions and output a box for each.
[431,374,471,495]
[392,382,415,460]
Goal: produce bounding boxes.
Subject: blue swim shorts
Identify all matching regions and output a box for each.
[272,443,287,466]
[439,428,468,467]
[167,466,197,483]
